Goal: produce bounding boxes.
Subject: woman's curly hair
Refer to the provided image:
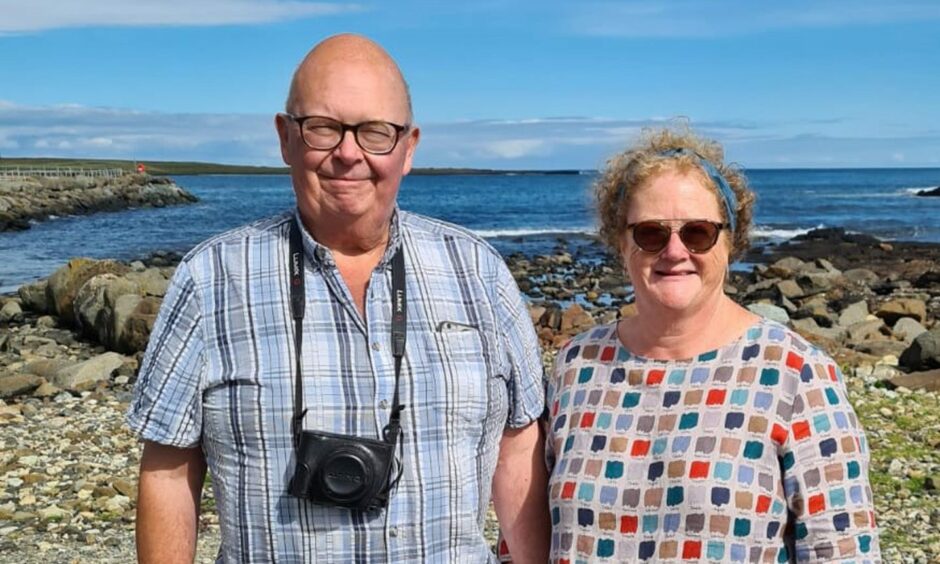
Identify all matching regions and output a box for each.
[595,123,756,261]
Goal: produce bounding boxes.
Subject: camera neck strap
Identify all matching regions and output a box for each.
[289,217,407,451]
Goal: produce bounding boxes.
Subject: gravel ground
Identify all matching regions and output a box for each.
[2,321,939,562]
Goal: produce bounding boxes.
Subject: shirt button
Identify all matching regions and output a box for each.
[379,399,389,409]
[389,527,398,537]
[371,342,381,351]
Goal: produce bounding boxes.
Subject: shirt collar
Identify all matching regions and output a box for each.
[292,207,403,270]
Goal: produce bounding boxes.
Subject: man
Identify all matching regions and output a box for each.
[128,34,549,563]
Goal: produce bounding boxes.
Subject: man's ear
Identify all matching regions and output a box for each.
[400,126,420,176]
[275,113,292,166]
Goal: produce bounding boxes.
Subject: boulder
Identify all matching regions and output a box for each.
[747,303,790,325]
[915,186,940,197]
[73,273,139,342]
[119,296,162,353]
[775,280,804,300]
[893,317,928,343]
[618,303,638,319]
[846,319,886,342]
[527,305,547,326]
[852,340,907,358]
[560,303,595,333]
[127,268,170,297]
[876,298,927,325]
[766,257,805,278]
[899,326,940,371]
[17,279,49,313]
[887,369,940,392]
[837,300,869,328]
[51,352,126,392]
[0,300,23,323]
[842,268,880,286]
[0,373,42,399]
[45,258,130,324]
[791,317,845,343]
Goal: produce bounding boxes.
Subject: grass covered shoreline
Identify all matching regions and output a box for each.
[0,157,582,176]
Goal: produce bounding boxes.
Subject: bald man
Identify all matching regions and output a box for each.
[128,34,549,563]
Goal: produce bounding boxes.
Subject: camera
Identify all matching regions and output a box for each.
[288,429,398,511]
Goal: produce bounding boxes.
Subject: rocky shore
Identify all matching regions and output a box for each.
[1,228,939,562]
[0,174,198,232]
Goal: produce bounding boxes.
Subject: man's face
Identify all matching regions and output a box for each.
[277,57,419,232]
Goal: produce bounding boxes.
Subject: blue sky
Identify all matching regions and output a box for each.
[1,1,939,169]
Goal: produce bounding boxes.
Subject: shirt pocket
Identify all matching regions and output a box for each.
[436,322,509,428]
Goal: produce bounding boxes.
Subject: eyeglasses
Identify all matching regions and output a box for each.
[627,219,727,254]
[284,114,410,155]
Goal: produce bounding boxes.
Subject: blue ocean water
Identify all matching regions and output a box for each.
[1,169,938,293]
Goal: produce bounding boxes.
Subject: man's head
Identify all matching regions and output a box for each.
[276,34,419,240]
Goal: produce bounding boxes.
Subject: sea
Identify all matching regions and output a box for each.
[1,168,939,294]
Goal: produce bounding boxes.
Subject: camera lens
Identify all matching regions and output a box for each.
[320,448,373,501]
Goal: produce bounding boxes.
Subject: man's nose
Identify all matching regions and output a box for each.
[331,130,363,162]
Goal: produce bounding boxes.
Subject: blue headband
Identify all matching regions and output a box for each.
[618,147,738,234]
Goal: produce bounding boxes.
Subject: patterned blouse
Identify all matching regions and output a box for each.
[546,319,880,563]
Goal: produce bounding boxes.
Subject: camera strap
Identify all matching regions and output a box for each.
[289,217,407,453]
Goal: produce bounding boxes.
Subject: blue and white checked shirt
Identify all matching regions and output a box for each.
[127,209,545,563]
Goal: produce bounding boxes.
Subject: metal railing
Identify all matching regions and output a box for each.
[0,167,128,179]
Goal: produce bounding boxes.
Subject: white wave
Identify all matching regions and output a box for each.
[750,225,822,240]
[474,227,595,238]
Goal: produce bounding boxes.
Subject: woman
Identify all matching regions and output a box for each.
[546,127,880,562]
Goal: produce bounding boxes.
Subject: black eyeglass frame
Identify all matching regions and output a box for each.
[283,114,411,155]
[626,219,728,254]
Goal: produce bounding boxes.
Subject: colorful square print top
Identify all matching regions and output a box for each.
[546,319,880,563]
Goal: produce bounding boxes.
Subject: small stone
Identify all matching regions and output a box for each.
[879,407,893,418]
[38,505,71,521]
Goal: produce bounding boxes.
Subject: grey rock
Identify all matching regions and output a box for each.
[843,268,880,286]
[877,298,928,325]
[0,300,23,323]
[887,369,940,393]
[51,352,126,392]
[73,273,138,341]
[791,317,845,342]
[17,279,49,313]
[893,317,928,343]
[0,373,42,398]
[775,279,804,299]
[747,303,790,325]
[846,319,886,342]
[900,326,940,371]
[852,340,907,358]
[838,300,870,328]
[128,268,169,297]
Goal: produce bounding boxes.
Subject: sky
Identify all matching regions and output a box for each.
[1,1,939,170]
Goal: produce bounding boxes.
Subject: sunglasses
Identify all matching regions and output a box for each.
[627,219,727,254]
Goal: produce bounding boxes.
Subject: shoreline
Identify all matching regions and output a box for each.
[0,174,198,232]
[1,226,939,562]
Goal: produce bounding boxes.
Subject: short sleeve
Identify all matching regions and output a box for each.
[126,260,207,447]
[779,348,881,562]
[494,257,545,428]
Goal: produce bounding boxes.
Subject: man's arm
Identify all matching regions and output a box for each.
[136,441,207,564]
[492,421,550,564]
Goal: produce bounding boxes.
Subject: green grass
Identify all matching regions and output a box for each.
[0,157,583,176]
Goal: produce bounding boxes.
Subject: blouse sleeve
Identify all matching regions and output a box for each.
[778,345,881,562]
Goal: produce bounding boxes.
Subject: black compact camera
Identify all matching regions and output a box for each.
[288,429,398,511]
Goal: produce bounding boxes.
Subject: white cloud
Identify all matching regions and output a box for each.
[482,139,546,159]
[567,0,940,38]
[0,0,362,33]
[2,101,940,169]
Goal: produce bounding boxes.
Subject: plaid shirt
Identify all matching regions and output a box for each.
[127,209,545,563]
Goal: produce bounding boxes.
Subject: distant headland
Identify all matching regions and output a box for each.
[0,157,584,176]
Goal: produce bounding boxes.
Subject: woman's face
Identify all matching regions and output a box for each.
[621,169,731,315]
